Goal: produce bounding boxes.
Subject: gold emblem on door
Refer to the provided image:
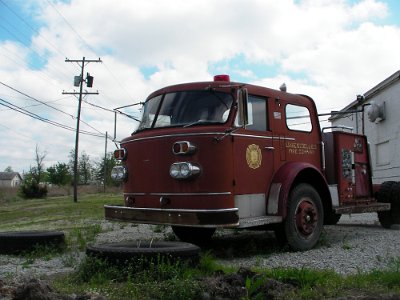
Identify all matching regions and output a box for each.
[246,144,262,169]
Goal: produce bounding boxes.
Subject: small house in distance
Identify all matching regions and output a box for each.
[0,172,22,187]
[329,70,400,183]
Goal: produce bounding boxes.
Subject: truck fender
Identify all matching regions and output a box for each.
[267,161,331,220]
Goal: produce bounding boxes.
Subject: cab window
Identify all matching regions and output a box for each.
[246,95,268,131]
[285,104,312,132]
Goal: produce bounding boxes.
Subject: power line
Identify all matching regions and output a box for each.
[0,81,104,135]
[0,0,81,82]
[82,99,114,113]
[0,96,67,111]
[0,0,73,65]
[5,0,137,107]
[102,62,136,103]
[43,0,136,103]
[1,81,73,117]
[45,0,98,55]
[0,97,103,137]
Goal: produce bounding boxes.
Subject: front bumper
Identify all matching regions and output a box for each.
[104,205,239,227]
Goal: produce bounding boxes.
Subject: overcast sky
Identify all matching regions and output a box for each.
[1,0,400,174]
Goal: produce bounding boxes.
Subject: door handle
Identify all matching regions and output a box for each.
[264,146,275,150]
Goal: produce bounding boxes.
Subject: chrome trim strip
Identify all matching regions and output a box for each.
[232,133,295,141]
[105,205,238,214]
[121,132,225,143]
[321,141,326,171]
[121,132,296,144]
[124,193,146,196]
[150,192,231,196]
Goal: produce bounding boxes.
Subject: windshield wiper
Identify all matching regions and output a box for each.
[206,87,230,109]
[183,119,221,128]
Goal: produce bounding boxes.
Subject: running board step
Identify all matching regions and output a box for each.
[238,216,282,228]
[334,202,390,214]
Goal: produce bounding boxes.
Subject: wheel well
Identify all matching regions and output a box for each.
[291,168,332,220]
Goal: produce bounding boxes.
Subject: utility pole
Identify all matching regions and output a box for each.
[63,57,102,202]
[104,131,108,193]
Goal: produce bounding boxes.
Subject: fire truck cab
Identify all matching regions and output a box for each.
[106,75,398,251]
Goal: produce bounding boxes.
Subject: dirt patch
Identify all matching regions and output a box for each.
[0,278,105,300]
[199,267,296,299]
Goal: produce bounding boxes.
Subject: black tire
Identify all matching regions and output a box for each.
[324,213,341,225]
[86,240,200,264]
[284,184,324,251]
[171,226,215,245]
[0,231,65,254]
[377,181,400,229]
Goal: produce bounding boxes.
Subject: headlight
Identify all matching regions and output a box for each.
[169,162,201,179]
[111,166,128,181]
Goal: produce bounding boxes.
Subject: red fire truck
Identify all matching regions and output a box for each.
[106,75,400,251]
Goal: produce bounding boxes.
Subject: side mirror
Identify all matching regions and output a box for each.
[237,88,249,126]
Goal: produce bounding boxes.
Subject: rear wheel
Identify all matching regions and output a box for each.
[284,184,324,251]
[171,226,215,245]
[377,181,400,228]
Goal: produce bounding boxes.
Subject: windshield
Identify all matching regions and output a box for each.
[137,90,233,130]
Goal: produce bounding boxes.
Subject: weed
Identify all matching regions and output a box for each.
[66,254,204,299]
[198,251,220,274]
[164,231,177,241]
[67,224,102,251]
[244,275,267,300]
[61,252,81,268]
[342,242,352,250]
[389,257,400,272]
[342,234,352,250]
[151,224,165,233]
[14,243,66,263]
[317,228,330,248]
[21,257,34,269]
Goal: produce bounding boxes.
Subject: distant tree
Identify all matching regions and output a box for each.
[4,166,13,172]
[79,151,93,184]
[19,145,48,199]
[68,149,75,177]
[47,163,71,186]
[95,152,119,187]
[31,145,47,183]
[68,149,93,184]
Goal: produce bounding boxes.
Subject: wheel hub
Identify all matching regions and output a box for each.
[295,198,318,236]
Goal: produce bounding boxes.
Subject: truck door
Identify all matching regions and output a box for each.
[233,95,274,218]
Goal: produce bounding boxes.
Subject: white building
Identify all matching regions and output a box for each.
[330,70,400,184]
[0,172,23,187]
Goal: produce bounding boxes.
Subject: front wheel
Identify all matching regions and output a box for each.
[284,184,324,251]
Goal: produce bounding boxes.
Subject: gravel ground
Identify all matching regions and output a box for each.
[0,212,399,281]
[220,213,400,274]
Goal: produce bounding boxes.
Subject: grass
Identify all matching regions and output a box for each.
[0,194,400,299]
[0,193,122,232]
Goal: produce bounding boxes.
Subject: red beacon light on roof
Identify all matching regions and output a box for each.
[213,74,230,82]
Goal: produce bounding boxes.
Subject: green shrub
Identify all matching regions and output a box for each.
[19,178,48,199]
